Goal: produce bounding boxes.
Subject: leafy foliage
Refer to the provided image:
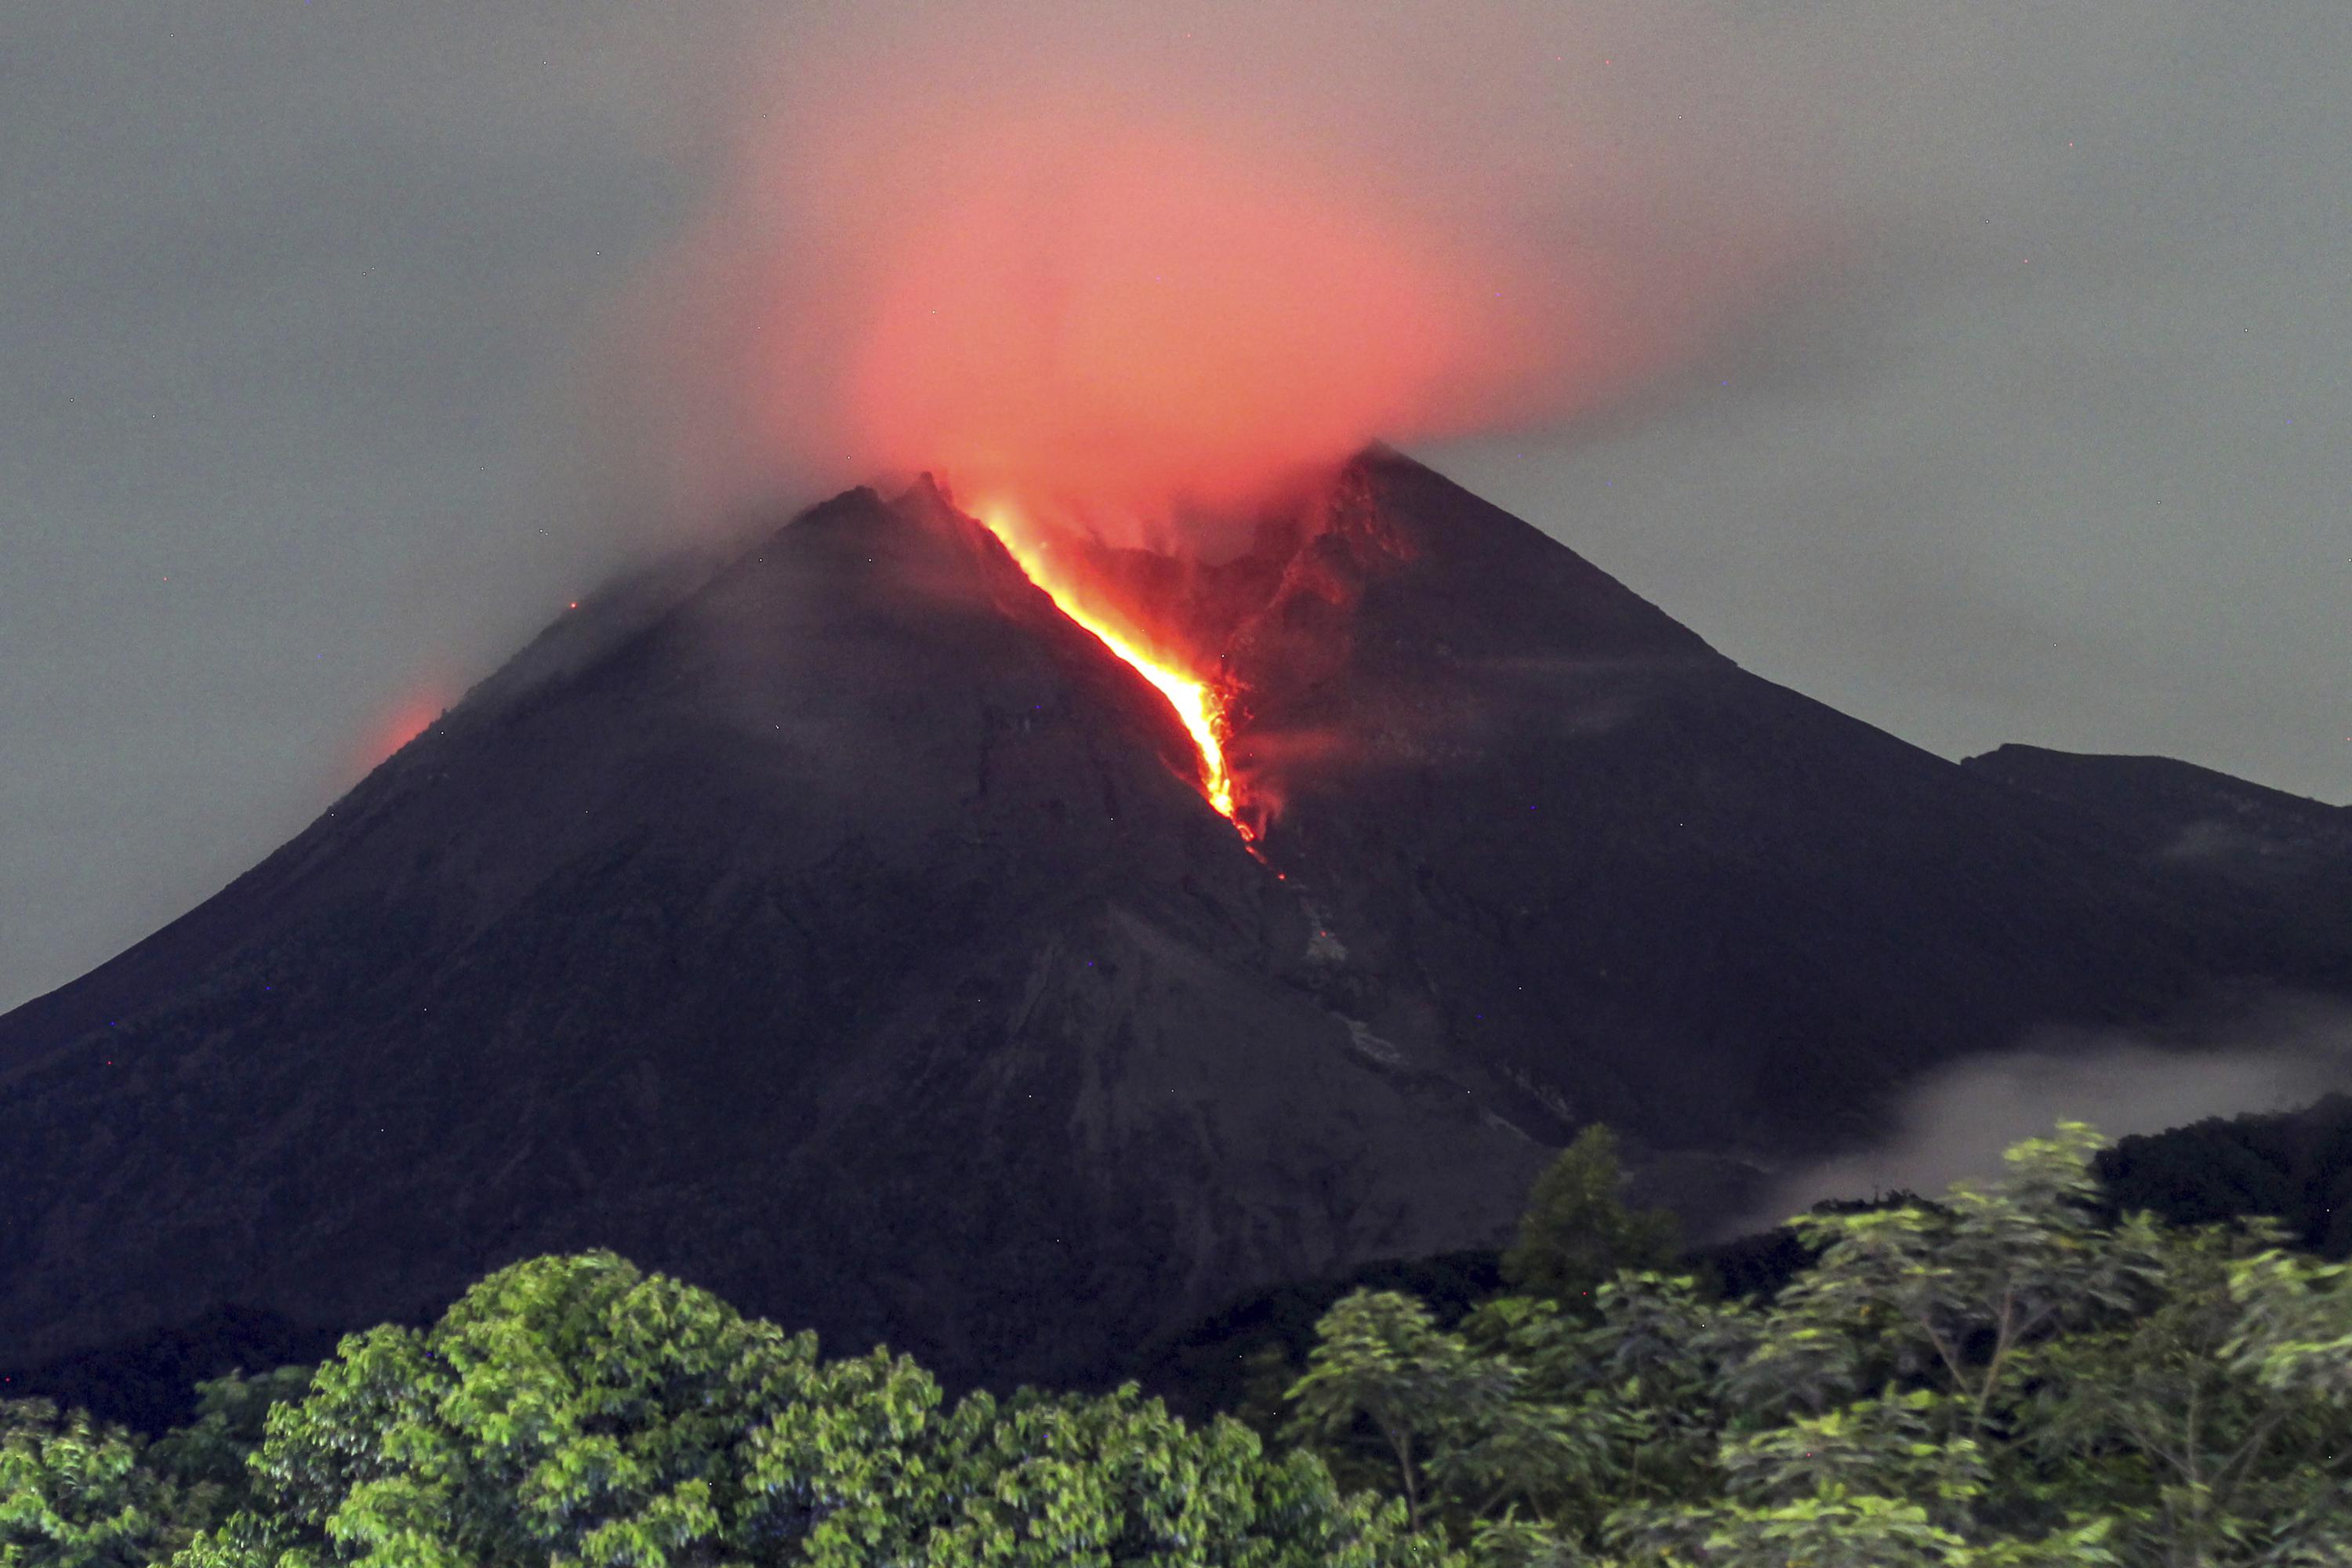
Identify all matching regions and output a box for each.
[2,1399,185,1566]
[1283,1293,1519,1530]
[1280,1123,2352,1566]
[1499,1128,1679,1312]
[173,1250,1445,1567]
[6,1121,2352,1566]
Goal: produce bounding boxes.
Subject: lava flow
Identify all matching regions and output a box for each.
[975,503,1243,831]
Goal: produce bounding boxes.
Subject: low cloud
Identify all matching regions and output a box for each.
[1727,996,2352,1232]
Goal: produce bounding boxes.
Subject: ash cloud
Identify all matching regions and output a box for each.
[1728,997,2352,1232]
[608,1,1839,533]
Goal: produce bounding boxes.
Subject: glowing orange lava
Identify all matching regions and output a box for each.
[975,503,1240,828]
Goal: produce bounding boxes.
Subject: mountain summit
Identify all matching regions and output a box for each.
[5,448,2346,1389]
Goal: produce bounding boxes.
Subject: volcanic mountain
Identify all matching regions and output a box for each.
[5,447,2347,1393]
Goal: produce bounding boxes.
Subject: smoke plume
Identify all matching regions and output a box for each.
[608,1,1829,533]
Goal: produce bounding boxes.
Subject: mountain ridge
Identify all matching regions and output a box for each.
[5,448,2346,1390]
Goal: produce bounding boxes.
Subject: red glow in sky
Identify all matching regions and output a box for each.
[835,118,1532,517]
[634,95,1672,532]
[626,21,1813,541]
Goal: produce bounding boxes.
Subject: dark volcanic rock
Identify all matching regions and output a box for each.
[0,479,1540,1388]
[1962,743,2352,966]
[4,450,2347,1394]
[1211,452,2350,1156]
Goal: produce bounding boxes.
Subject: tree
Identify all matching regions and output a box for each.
[1499,1127,1679,1312]
[1464,1272,1754,1541]
[2016,1223,2352,1566]
[179,1250,1453,1566]
[0,1399,182,1567]
[1725,1124,2164,1432]
[1603,1389,2120,1568]
[1290,1122,2352,1566]
[143,1368,312,1534]
[1283,1292,1517,1532]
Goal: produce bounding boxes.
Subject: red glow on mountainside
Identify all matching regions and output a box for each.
[975,499,1244,831]
[360,688,446,772]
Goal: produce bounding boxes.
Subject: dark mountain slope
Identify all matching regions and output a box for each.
[5,450,2347,1395]
[0,481,1541,1386]
[1209,451,2344,1156]
[1963,743,2352,964]
[2098,1091,2352,1258]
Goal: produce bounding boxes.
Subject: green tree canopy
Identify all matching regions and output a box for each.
[2,1399,185,1567]
[176,1250,1448,1568]
[1498,1127,1679,1312]
[12,1120,2352,1567]
[1285,1123,2352,1567]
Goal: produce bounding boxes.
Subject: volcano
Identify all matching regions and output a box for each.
[5,447,2347,1393]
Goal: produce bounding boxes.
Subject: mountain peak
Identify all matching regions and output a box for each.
[4,456,2347,1406]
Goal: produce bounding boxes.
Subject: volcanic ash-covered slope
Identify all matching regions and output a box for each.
[0,481,1541,1386]
[5,449,2347,1394]
[1126,451,2352,1164]
[1962,743,2352,965]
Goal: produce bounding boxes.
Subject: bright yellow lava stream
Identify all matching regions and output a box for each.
[976,504,1239,824]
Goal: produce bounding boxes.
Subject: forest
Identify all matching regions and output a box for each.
[7,1113,2351,1566]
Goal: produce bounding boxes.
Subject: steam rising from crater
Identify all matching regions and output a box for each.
[613,2,1825,533]
[836,118,1518,515]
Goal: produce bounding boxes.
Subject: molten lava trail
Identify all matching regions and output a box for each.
[975,505,1243,829]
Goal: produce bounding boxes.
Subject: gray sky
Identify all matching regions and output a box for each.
[5,2,2348,1012]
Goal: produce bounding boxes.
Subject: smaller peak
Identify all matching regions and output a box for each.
[1962,742,2074,770]
[1337,438,1420,481]
[789,483,889,527]
[1307,445,1719,666]
[894,471,955,513]
[738,483,897,557]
